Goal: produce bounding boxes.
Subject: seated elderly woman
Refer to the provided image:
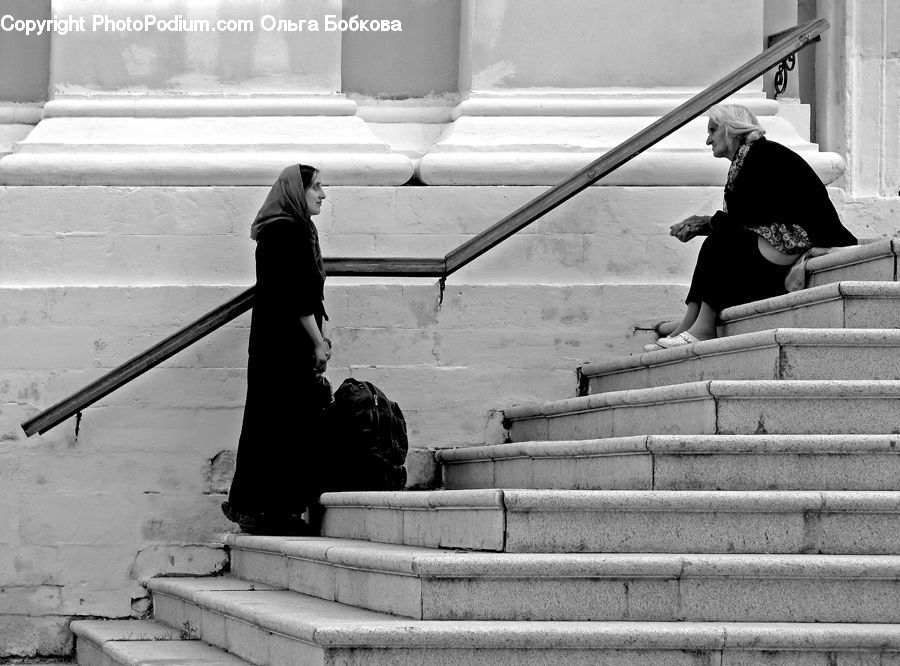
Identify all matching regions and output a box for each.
[650,104,857,350]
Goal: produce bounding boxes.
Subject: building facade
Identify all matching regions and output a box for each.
[0,0,897,657]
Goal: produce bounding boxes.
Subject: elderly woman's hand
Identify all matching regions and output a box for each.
[670,215,711,242]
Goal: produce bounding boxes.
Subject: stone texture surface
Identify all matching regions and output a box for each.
[439,434,900,491]
[806,239,898,288]
[0,184,740,286]
[223,538,900,622]
[320,490,505,551]
[72,619,251,665]
[318,489,900,555]
[0,614,73,658]
[650,435,900,491]
[1,279,674,656]
[503,490,900,554]
[507,380,900,442]
[582,328,900,393]
[145,577,900,664]
[720,281,900,336]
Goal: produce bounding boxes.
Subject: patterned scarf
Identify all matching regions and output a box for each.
[722,143,751,213]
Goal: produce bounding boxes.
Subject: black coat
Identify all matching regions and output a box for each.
[227,219,327,517]
[710,138,857,248]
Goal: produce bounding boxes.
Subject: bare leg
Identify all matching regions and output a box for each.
[669,302,700,336]
[683,301,718,340]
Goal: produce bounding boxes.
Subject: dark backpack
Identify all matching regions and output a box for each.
[326,378,408,491]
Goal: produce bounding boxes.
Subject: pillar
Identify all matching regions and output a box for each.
[816,0,900,198]
[419,0,840,186]
[0,0,413,185]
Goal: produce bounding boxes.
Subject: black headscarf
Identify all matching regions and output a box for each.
[250,164,326,285]
[250,164,318,240]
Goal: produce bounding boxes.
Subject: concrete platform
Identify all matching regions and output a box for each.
[805,239,899,288]
[319,489,900,554]
[221,537,900,622]
[504,380,900,442]
[72,619,249,665]
[146,576,900,665]
[579,328,900,394]
[719,281,900,337]
[437,434,900,491]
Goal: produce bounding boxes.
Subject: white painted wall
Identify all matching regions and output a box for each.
[49,0,343,94]
[816,0,900,198]
[2,184,869,290]
[460,0,764,91]
[0,0,51,101]
[341,0,460,98]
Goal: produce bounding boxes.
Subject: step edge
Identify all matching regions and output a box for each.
[505,380,900,423]
[437,434,900,464]
[148,583,900,649]
[720,281,900,323]
[319,488,504,509]
[805,240,898,274]
[581,328,900,379]
[223,541,900,578]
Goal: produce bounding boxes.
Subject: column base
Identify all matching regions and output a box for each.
[417,90,842,186]
[0,98,414,185]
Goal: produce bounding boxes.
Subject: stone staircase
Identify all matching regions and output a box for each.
[71,240,900,664]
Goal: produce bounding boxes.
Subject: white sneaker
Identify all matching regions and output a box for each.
[656,331,700,349]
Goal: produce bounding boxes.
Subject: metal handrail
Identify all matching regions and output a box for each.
[21,18,828,436]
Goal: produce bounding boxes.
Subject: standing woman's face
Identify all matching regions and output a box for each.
[305,179,326,216]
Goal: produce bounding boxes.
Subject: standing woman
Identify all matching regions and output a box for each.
[222,164,331,535]
[653,104,856,349]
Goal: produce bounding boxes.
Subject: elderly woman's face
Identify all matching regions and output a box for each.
[706,119,737,160]
[305,179,326,216]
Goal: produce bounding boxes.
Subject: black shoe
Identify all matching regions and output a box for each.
[222,502,315,536]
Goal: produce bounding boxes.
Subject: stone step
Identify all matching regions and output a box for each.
[504,380,900,443]
[437,434,900,491]
[222,535,900,622]
[147,576,900,666]
[71,619,250,665]
[320,489,900,554]
[718,281,900,337]
[580,328,900,394]
[805,239,899,288]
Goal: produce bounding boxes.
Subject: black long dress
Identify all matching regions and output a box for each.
[226,214,327,529]
[686,138,857,311]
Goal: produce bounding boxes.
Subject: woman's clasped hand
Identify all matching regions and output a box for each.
[669,215,712,243]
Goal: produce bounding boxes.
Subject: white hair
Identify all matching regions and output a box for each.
[707,104,766,145]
